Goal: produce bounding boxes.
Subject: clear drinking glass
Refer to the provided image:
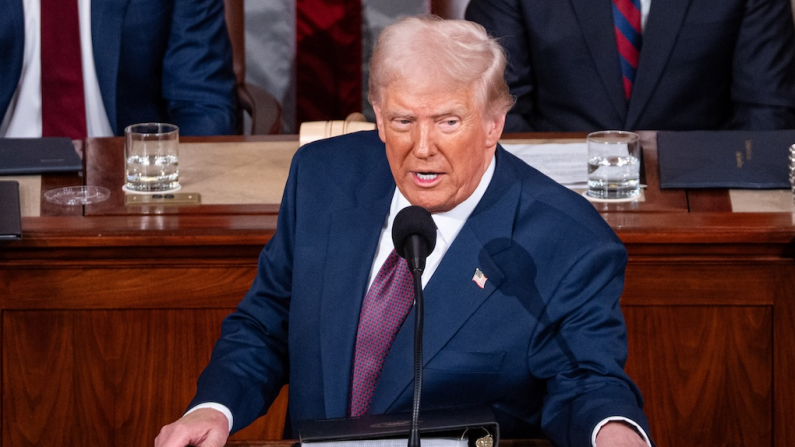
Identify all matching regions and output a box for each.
[124,123,180,192]
[586,130,641,200]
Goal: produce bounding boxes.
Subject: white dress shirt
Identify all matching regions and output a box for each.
[0,0,113,138]
[641,0,651,31]
[366,155,496,290]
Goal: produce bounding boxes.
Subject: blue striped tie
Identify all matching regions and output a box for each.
[612,0,642,99]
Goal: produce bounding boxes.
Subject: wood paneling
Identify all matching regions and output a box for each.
[2,310,288,445]
[774,264,795,447]
[623,261,781,306]
[3,265,257,309]
[623,306,772,447]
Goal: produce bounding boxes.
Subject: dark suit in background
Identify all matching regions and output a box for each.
[0,0,237,136]
[466,0,795,132]
[189,130,650,446]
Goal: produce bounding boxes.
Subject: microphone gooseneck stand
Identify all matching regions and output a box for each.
[408,266,424,447]
[391,205,437,447]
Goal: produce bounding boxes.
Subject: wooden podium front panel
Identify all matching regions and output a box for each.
[2,309,288,446]
[0,241,285,445]
[619,249,792,447]
[623,306,772,446]
[3,310,224,446]
[3,261,259,310]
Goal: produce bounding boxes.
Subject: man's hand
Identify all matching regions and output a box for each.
[155,408,230,447]
[595,421,648,447]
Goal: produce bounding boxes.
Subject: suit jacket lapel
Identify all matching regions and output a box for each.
[569,0,627,122]
[0,0,24,114]
[320,152,395,418]
[626,0,694,128]
[91,0,128,134]
[369,147,521,413]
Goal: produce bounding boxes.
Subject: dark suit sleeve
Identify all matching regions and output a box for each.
[466,0,536,132]
[529,241,651,446]
[188,145,303,432]
[730,0,795,129]
[161,0,237,135]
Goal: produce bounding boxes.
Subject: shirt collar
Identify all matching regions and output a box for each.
[390,154,496,249]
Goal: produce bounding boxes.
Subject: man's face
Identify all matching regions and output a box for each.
[373,78,505,213]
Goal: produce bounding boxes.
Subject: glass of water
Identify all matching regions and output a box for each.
[586,130,641,200]
[124,123,180,192]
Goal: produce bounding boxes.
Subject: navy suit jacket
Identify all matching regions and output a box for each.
[466,0,795,132]
[191,131,650,446]
[0,0,236,136]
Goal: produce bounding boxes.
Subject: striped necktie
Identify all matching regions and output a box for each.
[349,249,414,417]
[612,0,643,99]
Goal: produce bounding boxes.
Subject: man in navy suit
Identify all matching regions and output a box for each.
[157,16,651,447]
[466,0,795,132]
[0,0,236,137]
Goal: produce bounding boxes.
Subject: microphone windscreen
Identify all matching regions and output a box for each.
[392,205,437,259]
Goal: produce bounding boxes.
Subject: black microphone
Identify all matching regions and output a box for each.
[391,206,436,447]
[392,206,437,274]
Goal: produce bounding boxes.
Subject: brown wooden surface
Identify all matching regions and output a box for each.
[83,135,287,216]
[624,305,773,446]
[1,133,794,447]
[226,439,552,447]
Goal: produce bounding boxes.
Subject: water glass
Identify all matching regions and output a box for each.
[586,130,641,200]
[124,123,179,192]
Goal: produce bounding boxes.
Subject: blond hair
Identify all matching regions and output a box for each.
[368,15,514,118]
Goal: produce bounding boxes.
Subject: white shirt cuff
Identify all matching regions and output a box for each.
[184,402,234,432]
[591,416,652,447]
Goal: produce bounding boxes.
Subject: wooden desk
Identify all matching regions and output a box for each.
[227,439,553,447]
[226,440,553,447]
[1,133,793,447]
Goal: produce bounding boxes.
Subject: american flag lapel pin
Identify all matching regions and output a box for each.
[472,268,488,289]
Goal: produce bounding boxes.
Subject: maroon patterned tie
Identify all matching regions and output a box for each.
[349,249,414,417]
[40,0,87,139]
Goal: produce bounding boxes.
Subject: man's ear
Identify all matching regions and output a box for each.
[372,104,387,142]
[484,113,506,148]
